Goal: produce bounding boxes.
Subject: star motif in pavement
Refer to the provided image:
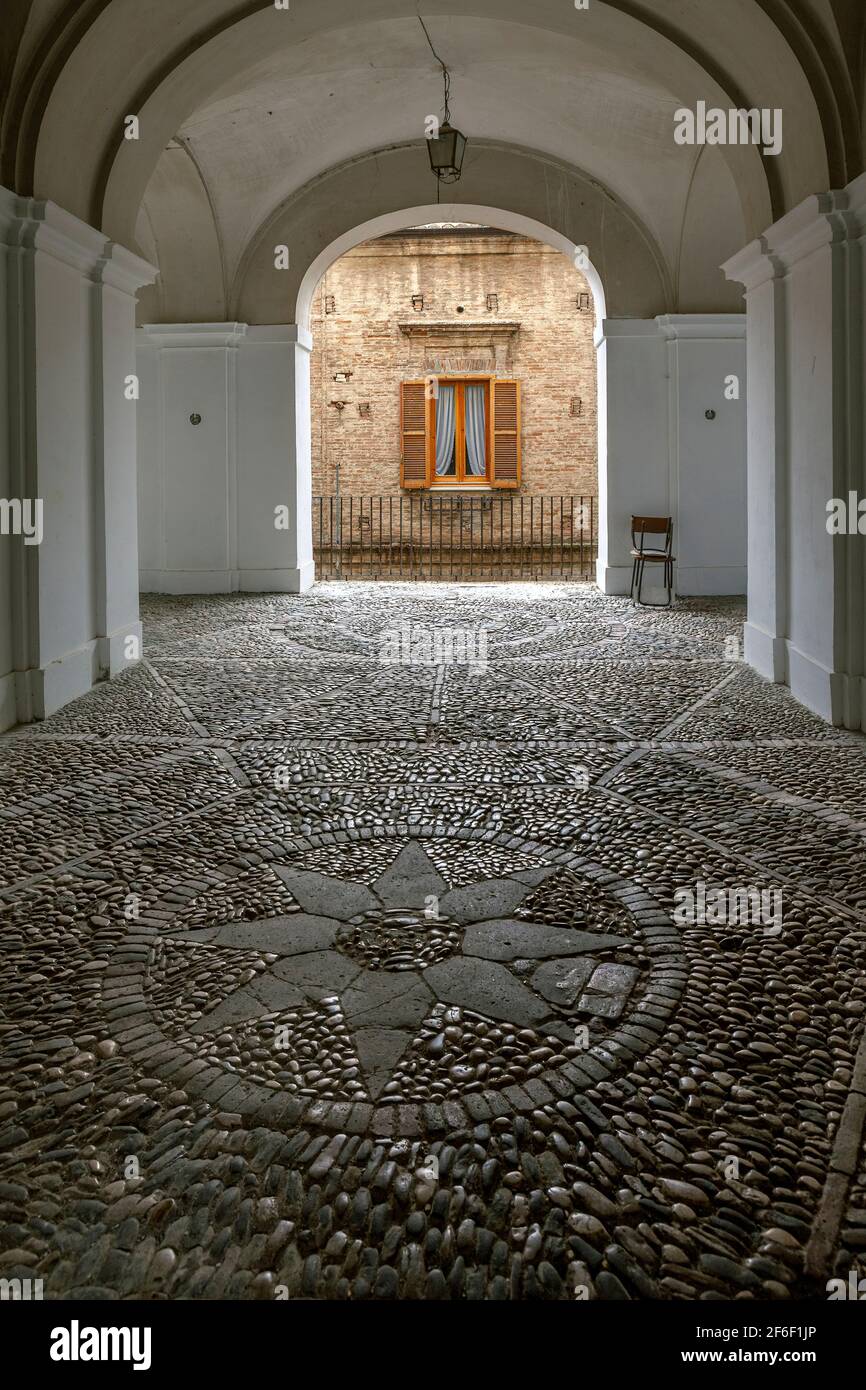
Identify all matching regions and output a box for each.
[162,843,634,1099]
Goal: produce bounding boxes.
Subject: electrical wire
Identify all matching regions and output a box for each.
[418,15,451,123]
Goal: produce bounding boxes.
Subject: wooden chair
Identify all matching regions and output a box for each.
[630,515,674,607]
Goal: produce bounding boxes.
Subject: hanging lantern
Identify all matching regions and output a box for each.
[420,18,467,185]
[427,121,467,183]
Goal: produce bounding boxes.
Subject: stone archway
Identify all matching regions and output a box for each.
[286,202,610,593]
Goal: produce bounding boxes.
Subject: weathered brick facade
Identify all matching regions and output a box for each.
[310,227,598,499]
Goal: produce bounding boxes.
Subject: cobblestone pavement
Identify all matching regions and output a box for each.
[2,582,866,1301]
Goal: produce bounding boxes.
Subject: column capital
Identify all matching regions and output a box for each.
[0,186,156,290]
[138,322,248,349]
[655,313,746,341]
[722,236,784,292]
[725,174,866,289]
[96,242,158,295]
[246,324,313,352]
[598,319,660,340]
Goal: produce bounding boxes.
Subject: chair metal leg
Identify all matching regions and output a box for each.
[635,559,674,608]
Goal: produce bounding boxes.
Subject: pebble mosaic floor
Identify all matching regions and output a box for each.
[2,581,866,1301]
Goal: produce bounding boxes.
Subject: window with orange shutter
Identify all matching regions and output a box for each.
[400,377,521,489]
[399,381,432,489]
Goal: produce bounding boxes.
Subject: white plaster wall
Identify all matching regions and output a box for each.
[138,323,311,594]
[136,342,162,577]
[596,316,745,598]
[139,327,241,592]
[163,353,231,579]
[665,325,747,595]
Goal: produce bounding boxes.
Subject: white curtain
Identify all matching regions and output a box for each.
[464,383,486,476]
[435,384,456,475]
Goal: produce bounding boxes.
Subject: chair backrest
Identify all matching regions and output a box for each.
[631,515,673,554]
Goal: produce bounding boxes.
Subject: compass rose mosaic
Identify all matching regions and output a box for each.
[105,828,684,1137]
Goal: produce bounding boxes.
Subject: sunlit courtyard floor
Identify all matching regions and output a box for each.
[2,581,866,1300]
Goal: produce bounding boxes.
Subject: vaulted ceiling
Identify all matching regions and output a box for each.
[2,0,863,320]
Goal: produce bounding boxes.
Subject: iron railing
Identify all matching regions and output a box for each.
[313,494,597,581]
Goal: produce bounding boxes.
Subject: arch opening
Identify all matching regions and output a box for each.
[297,204,608,337]
[297,205,608,586]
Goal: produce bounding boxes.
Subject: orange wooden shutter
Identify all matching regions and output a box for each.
[400,381,431,488]
[491,379,521,488]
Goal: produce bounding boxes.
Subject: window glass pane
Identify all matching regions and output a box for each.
[434,384,456,476]
[464,383,486,476]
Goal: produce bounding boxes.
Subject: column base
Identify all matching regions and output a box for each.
[595,561,631,595]
[240,563,315,594]
[0,672,17,733]
[744,630,864,730]
[16,642,99,722]
[829,671,866,733]
[743,622,788,683]
[2,630,145,728]
[140,565,316,595]
[98,622,144,678]
[140,570,239,595]
[789,644,866,731]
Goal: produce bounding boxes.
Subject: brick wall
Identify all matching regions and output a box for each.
[310,228,598,498]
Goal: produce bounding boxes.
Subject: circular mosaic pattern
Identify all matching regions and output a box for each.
[335,909,462,971]
[104,825,684,1137]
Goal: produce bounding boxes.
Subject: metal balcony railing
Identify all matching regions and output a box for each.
[313,494,597,581]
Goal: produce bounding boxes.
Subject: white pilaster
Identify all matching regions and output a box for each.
[94,243,160,676]
[724,173,866,728]
[240,326,314,593]
[595,320,668,595]
[722,237,789,681]
[0,188,155,727]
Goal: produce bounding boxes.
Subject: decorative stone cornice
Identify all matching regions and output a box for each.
[398,321,520,341]
[96,242,158,295]
[721,236,783,293]
[725,174,866,290]
[840,171,866,237]
[0,185,156,290]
